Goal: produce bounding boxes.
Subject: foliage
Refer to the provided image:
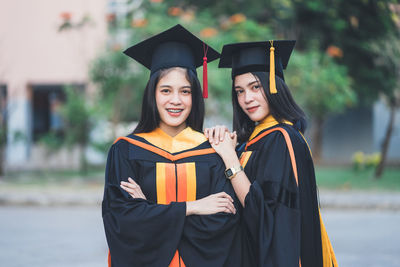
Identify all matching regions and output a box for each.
[286,50,356,119]
[61,86,92,148]
[292,0,398,103]
[39,86,93,172]
[352,151,381,171]
[90,1,275,121]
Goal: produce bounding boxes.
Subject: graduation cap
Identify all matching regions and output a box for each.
[219,40,295,94]
[124,24,220,98]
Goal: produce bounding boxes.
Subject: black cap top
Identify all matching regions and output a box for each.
[124,24,220,76]
[218,40,296,80]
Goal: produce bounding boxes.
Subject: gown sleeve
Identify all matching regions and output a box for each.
[178,156,241,267]
[102,140,186,267]
[242,132,301,267]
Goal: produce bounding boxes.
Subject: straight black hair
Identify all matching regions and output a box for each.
[232,72,307,143]
[133,67,205,134]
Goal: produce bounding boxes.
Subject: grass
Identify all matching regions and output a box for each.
[315,166,400,191]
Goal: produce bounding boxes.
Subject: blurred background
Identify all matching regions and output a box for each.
[0,0,399,266]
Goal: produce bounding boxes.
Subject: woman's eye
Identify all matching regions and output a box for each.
[236,89,244,95]
[252,85,260,90]
[161,88,170,93]
[182,89,191,94]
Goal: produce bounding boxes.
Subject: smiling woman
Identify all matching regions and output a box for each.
[102,25,241,267]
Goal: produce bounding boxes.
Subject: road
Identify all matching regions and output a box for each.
[0,206,399,267]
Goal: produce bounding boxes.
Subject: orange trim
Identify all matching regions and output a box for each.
[177,164,187,202]
[165,163,176,203]
[180,256,186,267]
[245,127,298,185]
[114,137,215,161]
[108,250,111,267]
[170,251,180,267]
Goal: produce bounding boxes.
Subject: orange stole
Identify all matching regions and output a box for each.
[156,162,197,267]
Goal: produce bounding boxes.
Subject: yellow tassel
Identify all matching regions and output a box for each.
[269,40,277,94]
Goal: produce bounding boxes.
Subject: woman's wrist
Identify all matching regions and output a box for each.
[186,201,197,216]
[223,156,241,170]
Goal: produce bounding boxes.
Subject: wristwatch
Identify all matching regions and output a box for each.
[224,165,244,180]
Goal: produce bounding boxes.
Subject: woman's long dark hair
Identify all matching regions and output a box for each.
[232,72,307,143]
[133,67,205,134]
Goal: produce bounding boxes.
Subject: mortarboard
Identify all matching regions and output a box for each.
[219,40,296,94]
[124,24,220,98]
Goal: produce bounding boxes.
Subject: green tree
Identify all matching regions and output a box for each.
[91,1,274,127]
[287,51,356,161]
[370,32,400,178]
[39,86,93,173]
[292,0,398,103]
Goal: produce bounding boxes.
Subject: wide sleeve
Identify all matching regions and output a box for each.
[178,157,241,267]
[242,132,301,267]
[102,141,186,267]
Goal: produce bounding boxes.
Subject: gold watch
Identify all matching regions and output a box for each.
[224,165,244,180]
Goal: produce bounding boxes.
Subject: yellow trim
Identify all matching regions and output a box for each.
[239,151,252,168]
[319,210,338,267]
[156,163,167,204]
[186,163,197,201]
[299,131,313,157]
[249,115,293,141]
[136,127,207,154]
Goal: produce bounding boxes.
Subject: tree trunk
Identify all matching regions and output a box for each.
[79,144,88,175]
[311,117,324,163]
[375,104,396,179]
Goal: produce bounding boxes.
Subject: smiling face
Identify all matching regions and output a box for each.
[155,67,192,136]
[234,72,270,122]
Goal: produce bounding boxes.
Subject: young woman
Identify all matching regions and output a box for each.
[205,41,338,267]
[102,25,241,267]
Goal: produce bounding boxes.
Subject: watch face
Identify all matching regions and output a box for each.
[225,169,233,177]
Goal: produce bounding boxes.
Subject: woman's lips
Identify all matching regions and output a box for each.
[246,106,259,113]
[166,108,183,117]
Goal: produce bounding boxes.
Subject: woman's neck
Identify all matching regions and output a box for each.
[158,122,187,137]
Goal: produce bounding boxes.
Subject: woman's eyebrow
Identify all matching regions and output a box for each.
[247,80,259,87]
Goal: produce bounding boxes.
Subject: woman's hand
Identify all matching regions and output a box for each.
[120,177,147,200]
[204,125,234,145]
[211,131,237,156]
[186,192,236,216]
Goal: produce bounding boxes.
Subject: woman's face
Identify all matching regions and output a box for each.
[155,67,192,135]
[234,72,270,122]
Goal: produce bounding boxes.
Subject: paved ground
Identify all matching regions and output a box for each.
[0,206,399,267]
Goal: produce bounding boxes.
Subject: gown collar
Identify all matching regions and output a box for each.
[249,115,293,141]
[135,127,207,154]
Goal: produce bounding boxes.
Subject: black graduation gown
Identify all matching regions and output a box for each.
[239,123,324,267]
[102,128,241,267]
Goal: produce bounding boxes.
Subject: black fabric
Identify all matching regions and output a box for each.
[102,134,241,267]
[241,124,323,267]
[124,24,220,75]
